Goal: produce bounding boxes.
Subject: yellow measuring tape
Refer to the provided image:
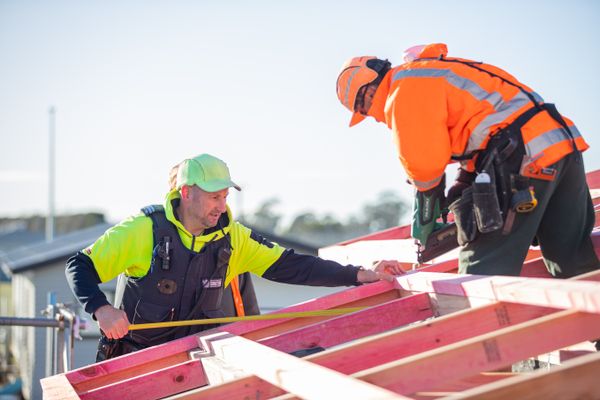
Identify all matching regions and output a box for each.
[129,307,365,331]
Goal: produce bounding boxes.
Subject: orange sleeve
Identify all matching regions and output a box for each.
[387,76,451,191]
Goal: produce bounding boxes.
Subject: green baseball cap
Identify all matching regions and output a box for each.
[176,154,241,192]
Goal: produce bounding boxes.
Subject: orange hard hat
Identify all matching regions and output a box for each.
[336,56,390,127]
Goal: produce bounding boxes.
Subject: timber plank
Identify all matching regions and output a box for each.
[79,360,207,400]
[418,372,516,395]
[240,288,401,341]
[574,268,600,282]
[354,310,600,395]
[394,272,600,314]
[259,292,433,353]
[445,351,600,400]
[184,302,554,399]
[274,372,518,400]
[67,334,199,389]
[195,332,405,399]
[163,375,283,400]
[308,302,556,374]
[64,282,397,394]
[40,374,80,400]
[225,280,396,337]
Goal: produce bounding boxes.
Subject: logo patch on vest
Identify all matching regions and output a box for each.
[202,278,223,288]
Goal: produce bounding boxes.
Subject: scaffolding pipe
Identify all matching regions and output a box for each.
[45,292,57,377]
[2,298,85,376]
[0,317,61,328]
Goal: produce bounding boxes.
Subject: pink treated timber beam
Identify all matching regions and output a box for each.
[309,302,556,374]
[191,293,433,399]
[197,332,406,400]
[184,302,556,399]
[44,281,400,398]
[394,271,600,314]
[259,292,433,353]
[52,334,200,395]
[40,374,80,400]
[228,280,399,340]
[79,359,207,400]
[354,310,600,396]
[445,348,600,400]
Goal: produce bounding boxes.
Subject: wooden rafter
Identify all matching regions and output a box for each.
[395,272,600,314]
[445,351,600,400]
[40,172,600,399]
[257,292,433,353]
[353,310,600,396]
[196,332,405,400]
[182,301,557,399]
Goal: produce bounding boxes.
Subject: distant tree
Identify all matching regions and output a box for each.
[286,212,345,235]
[0,213,105,235]
[244,191,409,247]
[242,197,282,233]
[285,212,349,246]
[362,190,409,232]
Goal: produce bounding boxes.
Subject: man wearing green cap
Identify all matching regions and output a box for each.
[66,153,404,360]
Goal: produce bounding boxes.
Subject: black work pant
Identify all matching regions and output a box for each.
[459,151,599,277]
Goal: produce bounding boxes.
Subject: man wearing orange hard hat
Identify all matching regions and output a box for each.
[336,43,599,277]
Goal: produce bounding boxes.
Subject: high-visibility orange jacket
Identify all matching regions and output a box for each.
[366,43,589,191]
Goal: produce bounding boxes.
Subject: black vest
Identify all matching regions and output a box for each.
[122,205,233,347]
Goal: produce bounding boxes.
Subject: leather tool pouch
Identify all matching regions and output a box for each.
[448,187,478,246]
[472,178,504,233]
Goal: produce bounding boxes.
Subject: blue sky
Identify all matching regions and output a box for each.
[1,1,599,226]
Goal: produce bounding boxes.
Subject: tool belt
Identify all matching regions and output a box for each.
[450,106,548,245]
[96,334,146,362]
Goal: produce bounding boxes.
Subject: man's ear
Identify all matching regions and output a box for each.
[180,185,189,199]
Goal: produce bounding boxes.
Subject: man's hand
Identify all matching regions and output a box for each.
[447,168,476,206]
[94,304,130,339]
[412,177,446,247]
[357,260,405,283]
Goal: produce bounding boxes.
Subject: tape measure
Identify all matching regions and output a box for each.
[129,307,366,331]
[512,187,538,213]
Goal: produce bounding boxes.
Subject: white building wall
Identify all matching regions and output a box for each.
[251,276,346,313]
[318,238,460,267]
[11,261,115,400]
[10,273,35,400]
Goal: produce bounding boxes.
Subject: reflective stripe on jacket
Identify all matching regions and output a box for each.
[373,43,589,191]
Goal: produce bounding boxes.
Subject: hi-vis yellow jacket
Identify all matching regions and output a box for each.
[66,189,360,315]
[366,43,589,191]
[84,190,284,286]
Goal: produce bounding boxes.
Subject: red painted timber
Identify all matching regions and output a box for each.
[259,293,433,353]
